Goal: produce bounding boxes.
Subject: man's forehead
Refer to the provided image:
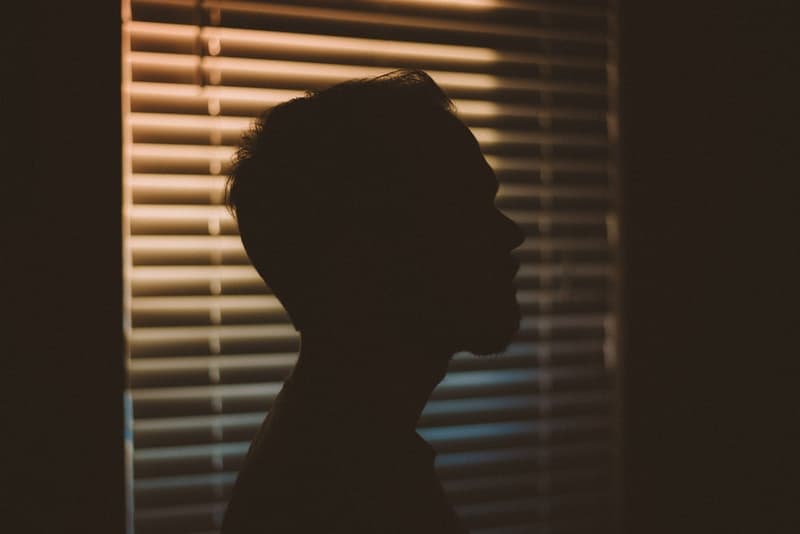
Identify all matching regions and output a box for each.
[414,112,498,196]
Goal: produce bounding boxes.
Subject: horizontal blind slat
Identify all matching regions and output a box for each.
[129,21,607,70]
[201,0,609,44]
[129,82,609,120]
[130,51,608,96]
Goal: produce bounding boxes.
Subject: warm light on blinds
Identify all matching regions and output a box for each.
[122,0,620,533]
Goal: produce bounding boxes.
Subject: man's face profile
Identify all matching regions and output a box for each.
[400,112,525,356]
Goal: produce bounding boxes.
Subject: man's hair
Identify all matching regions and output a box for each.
[226,69,455,329]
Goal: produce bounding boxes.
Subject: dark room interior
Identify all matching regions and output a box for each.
[4,1,796,533]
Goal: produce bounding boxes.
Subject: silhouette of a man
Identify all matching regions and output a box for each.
[221,70,524,534]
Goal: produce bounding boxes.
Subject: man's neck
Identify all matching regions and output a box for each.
[286,331,454,433]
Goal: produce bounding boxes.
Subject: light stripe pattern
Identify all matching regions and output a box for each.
[122,1,621,532]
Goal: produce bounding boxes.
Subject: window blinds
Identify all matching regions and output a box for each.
[122,1,620,533]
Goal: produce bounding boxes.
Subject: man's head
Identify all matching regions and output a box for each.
[227,70,524,355]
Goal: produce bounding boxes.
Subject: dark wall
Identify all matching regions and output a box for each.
[4,3,125,533]
[618,1,796,533]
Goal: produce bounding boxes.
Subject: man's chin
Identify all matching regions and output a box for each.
[462,315,520,356]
